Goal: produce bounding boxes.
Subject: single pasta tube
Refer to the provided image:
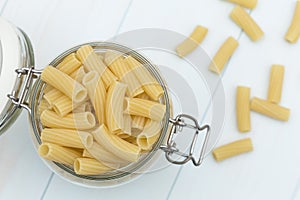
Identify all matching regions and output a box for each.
[41,110,96,130]
[125,56,164,100]
[236,86,251,132]
[82,71,106,124]
[74,158,112,175]
[56,53,81,75]
[225,0,257,9]
[52,95,80,117]
[73,101,92,113]
[86,142,127,166]
[285,1,300,43]
[76,45,117,89]
[267,65,285,104]
[92,125,141,162]
[106,81,127,134]
[209,36,239,74]
[131,115,146,135]
[176,25,208,57]
[69,66,86,83]
[39,98,50,114]
[43,84,53,94]
[38,143,81,166]
[43,89,63,108]
[41,66,87,104]
[250,97,290,121]
[125,98,166,121]
[212,138,253,161]
[137,119,162,150]
[230,5,264,41]
[41,128,93,149]
[108,56,144,97]
[122,114,132,137]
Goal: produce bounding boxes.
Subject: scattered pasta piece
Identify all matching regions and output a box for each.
[74,158,112,175]
[285,1,300,43]
[230,5,264,41]
[267,65,285,104]
[213,138,253,161]
[225,0,257,9]
[176,25,208,57]
[209,36,239,74]
[250,97,290,121]
[236,86,251,132]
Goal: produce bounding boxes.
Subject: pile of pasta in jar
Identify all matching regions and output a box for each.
[38,45,166,175]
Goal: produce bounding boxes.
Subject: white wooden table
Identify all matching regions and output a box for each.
[1,0,300,199]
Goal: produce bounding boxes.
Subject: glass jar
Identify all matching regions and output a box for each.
[0,17,217,188]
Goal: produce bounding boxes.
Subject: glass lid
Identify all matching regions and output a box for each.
[0,17,34,135]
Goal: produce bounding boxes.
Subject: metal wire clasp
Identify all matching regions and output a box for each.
[160,114,210,166]
[7,67,42,114]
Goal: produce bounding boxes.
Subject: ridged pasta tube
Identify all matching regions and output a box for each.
[225,0,257,9]
[38,143,81,166]
[69,66,86,83]
[137,119,162,150]
[230,5,264,41]
[250,97,290,121]
[39,99,50,114]
[125,56,164,100]
[267,65,285,104]
[236,86,251,132]
[285,1,300,43]
[76,45,117,89]
[176,25,208,57]
[41,66,87,104]
[74,158,112,175]
[52,95,80,117]
[82,71,106,124]
[92,125,141,162]
[106,81,127,134]
[56,53,82,75]
[125,98,166,121]
[41,110,96,130]
[209,36,239,74]
[43,89,63,108]
[213,138,253,161]
[41,128,93,149]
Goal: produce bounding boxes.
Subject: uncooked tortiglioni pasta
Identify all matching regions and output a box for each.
[285,1,300,43]
[38,46,167,176]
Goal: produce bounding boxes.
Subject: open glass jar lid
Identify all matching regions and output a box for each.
[0,17,225,187]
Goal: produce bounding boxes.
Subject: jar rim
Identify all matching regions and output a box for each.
[29,41,172,187]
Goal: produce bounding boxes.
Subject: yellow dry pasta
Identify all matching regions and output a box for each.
[73,101,92,113]
[69,66,86,83]
[86,142,127,165]
[76,45,117,89]
[212,138,253,161]
[39,98,50,114]
[41,110,96,130]
[122,114,132,137]
[250,97,290,121]
[104,50,123,66]
[82,71,106,124]
[125,56,164,100]
[82,149,93,158]
[285,1,300,43]
[38,143,81,166]
[225,0,257,9]
[43,89,63,108]
[131,115,146,135]
[106,81,127,134]
[137,119,162,150]
[236,86,251,132]
[43,85,53,94]
[41,66,87,104]
[267,65,285,104]
[52,95,79,117]
[208,36,239,74]
[74,158,112,175]
[125,98,166,121]
[56,53,81,75]
[92,125,141,162]
[41,128,93,149]
[176,25,208,57]
[230,5,264,41]
[108,56,144,97]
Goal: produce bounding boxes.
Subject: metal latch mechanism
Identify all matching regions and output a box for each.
[7,67,42,113]
[160,114,210,166]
